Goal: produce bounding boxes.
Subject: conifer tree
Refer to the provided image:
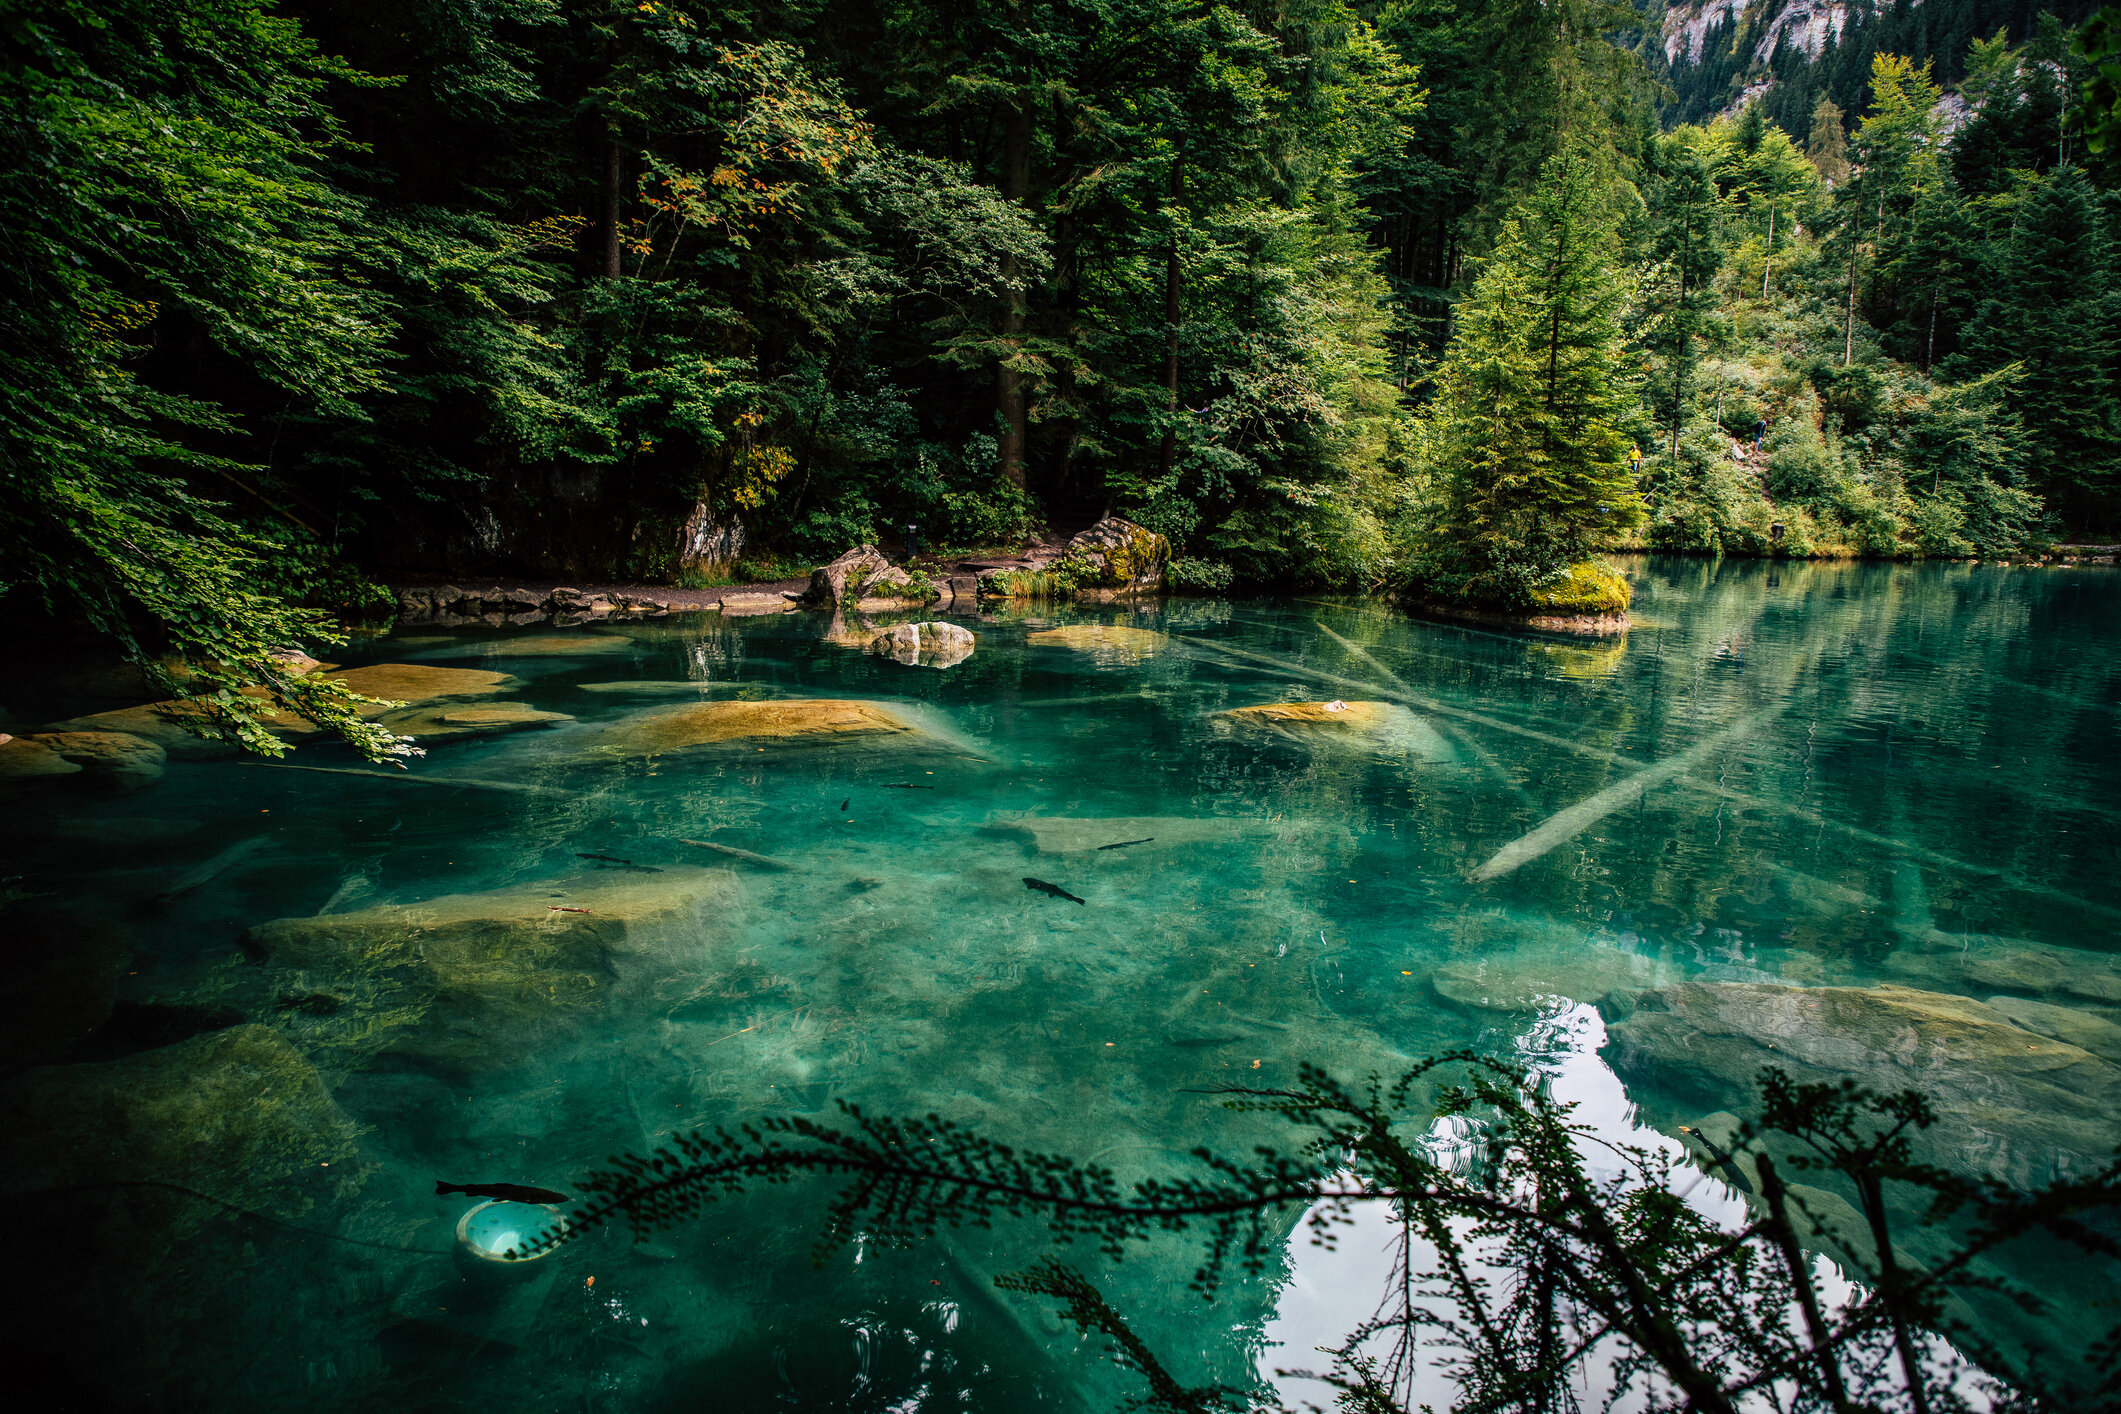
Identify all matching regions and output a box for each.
[1807,95,1851,183]
[1411,145,1643,606]
[1961,165,2121,530]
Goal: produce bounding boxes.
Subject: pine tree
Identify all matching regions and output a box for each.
[1412,145,1643,606]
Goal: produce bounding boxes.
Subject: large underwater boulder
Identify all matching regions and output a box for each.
[376,701,573,740]
[1603,980,2121,1185]
[1212,700,1456,761]
[244,869,735,1070]
[588,698,921,757]
[1024,623,1169,664]
[0,1025,361,1239]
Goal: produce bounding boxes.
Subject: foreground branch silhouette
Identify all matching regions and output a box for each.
[540,1052,2121,1413]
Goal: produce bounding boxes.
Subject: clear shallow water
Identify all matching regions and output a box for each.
[3,556,2118,1411]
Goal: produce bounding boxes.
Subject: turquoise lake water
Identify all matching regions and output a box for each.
[3,556,2118,1410]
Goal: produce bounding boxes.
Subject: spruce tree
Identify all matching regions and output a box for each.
[1413,144,1643,606]
[1961,165,2121,531]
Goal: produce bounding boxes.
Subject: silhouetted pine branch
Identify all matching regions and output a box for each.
[551,1051,2121,1414]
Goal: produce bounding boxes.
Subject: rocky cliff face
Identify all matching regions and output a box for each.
[1659,0,1863,67]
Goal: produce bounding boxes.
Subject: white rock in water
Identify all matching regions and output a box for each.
[872,620,975,668]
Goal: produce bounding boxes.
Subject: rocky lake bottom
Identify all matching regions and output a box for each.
[0,555,2116,1411]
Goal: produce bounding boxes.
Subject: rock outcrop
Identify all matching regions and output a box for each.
[395,585,670,625]
[1604,980,2121,1185]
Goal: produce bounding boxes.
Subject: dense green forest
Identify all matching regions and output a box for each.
[3,0,2119,748]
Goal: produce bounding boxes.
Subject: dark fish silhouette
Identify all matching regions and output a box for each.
[1097,838,1154,851]
[883,782,935,790]
[1676,1127,1754,1194]
[1024,877,1086,905]
[840,799,850,811]
[436,1180,570,1205]
[577,852,661,872]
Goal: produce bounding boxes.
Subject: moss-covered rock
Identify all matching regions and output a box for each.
[1060,517,1170,594]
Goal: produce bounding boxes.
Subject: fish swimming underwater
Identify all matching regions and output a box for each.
[576,852,662,872]
[1096,838,1154,851]
[840,799,850,811]
[882,782,936,790]
[1023,877,1086,905]
[436,1180,571,1205]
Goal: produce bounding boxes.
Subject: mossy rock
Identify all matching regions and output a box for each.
[590,698,919,756]
[1062,517,1171,591]
[1531,560,1631,615]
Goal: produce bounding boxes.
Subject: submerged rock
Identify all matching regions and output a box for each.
[244,869,735,1069]
[1885,935,2121,1007]
[589,698,919,757]
[377,702,574,739]
[1986,996,2121,1062]
[1431,947,1668,1013]
[1025,623,1169,664]
[1212,700,1456,760]
[1604,981,2121,1184]
[873,620,975,668]
[0,1025,361,1239]
[27,730,166,788]
[0,734,84,787]
[43,663,524,752]
[576,680,720,696]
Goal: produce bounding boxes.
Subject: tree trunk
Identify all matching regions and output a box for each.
[1843,179,1861,366]
[1158,159,1183,480]
[996,94,1034,488]
[602,135,624,280]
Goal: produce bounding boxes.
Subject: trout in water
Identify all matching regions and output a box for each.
[1023,877,1086,905]
[436,1180,570,1205]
